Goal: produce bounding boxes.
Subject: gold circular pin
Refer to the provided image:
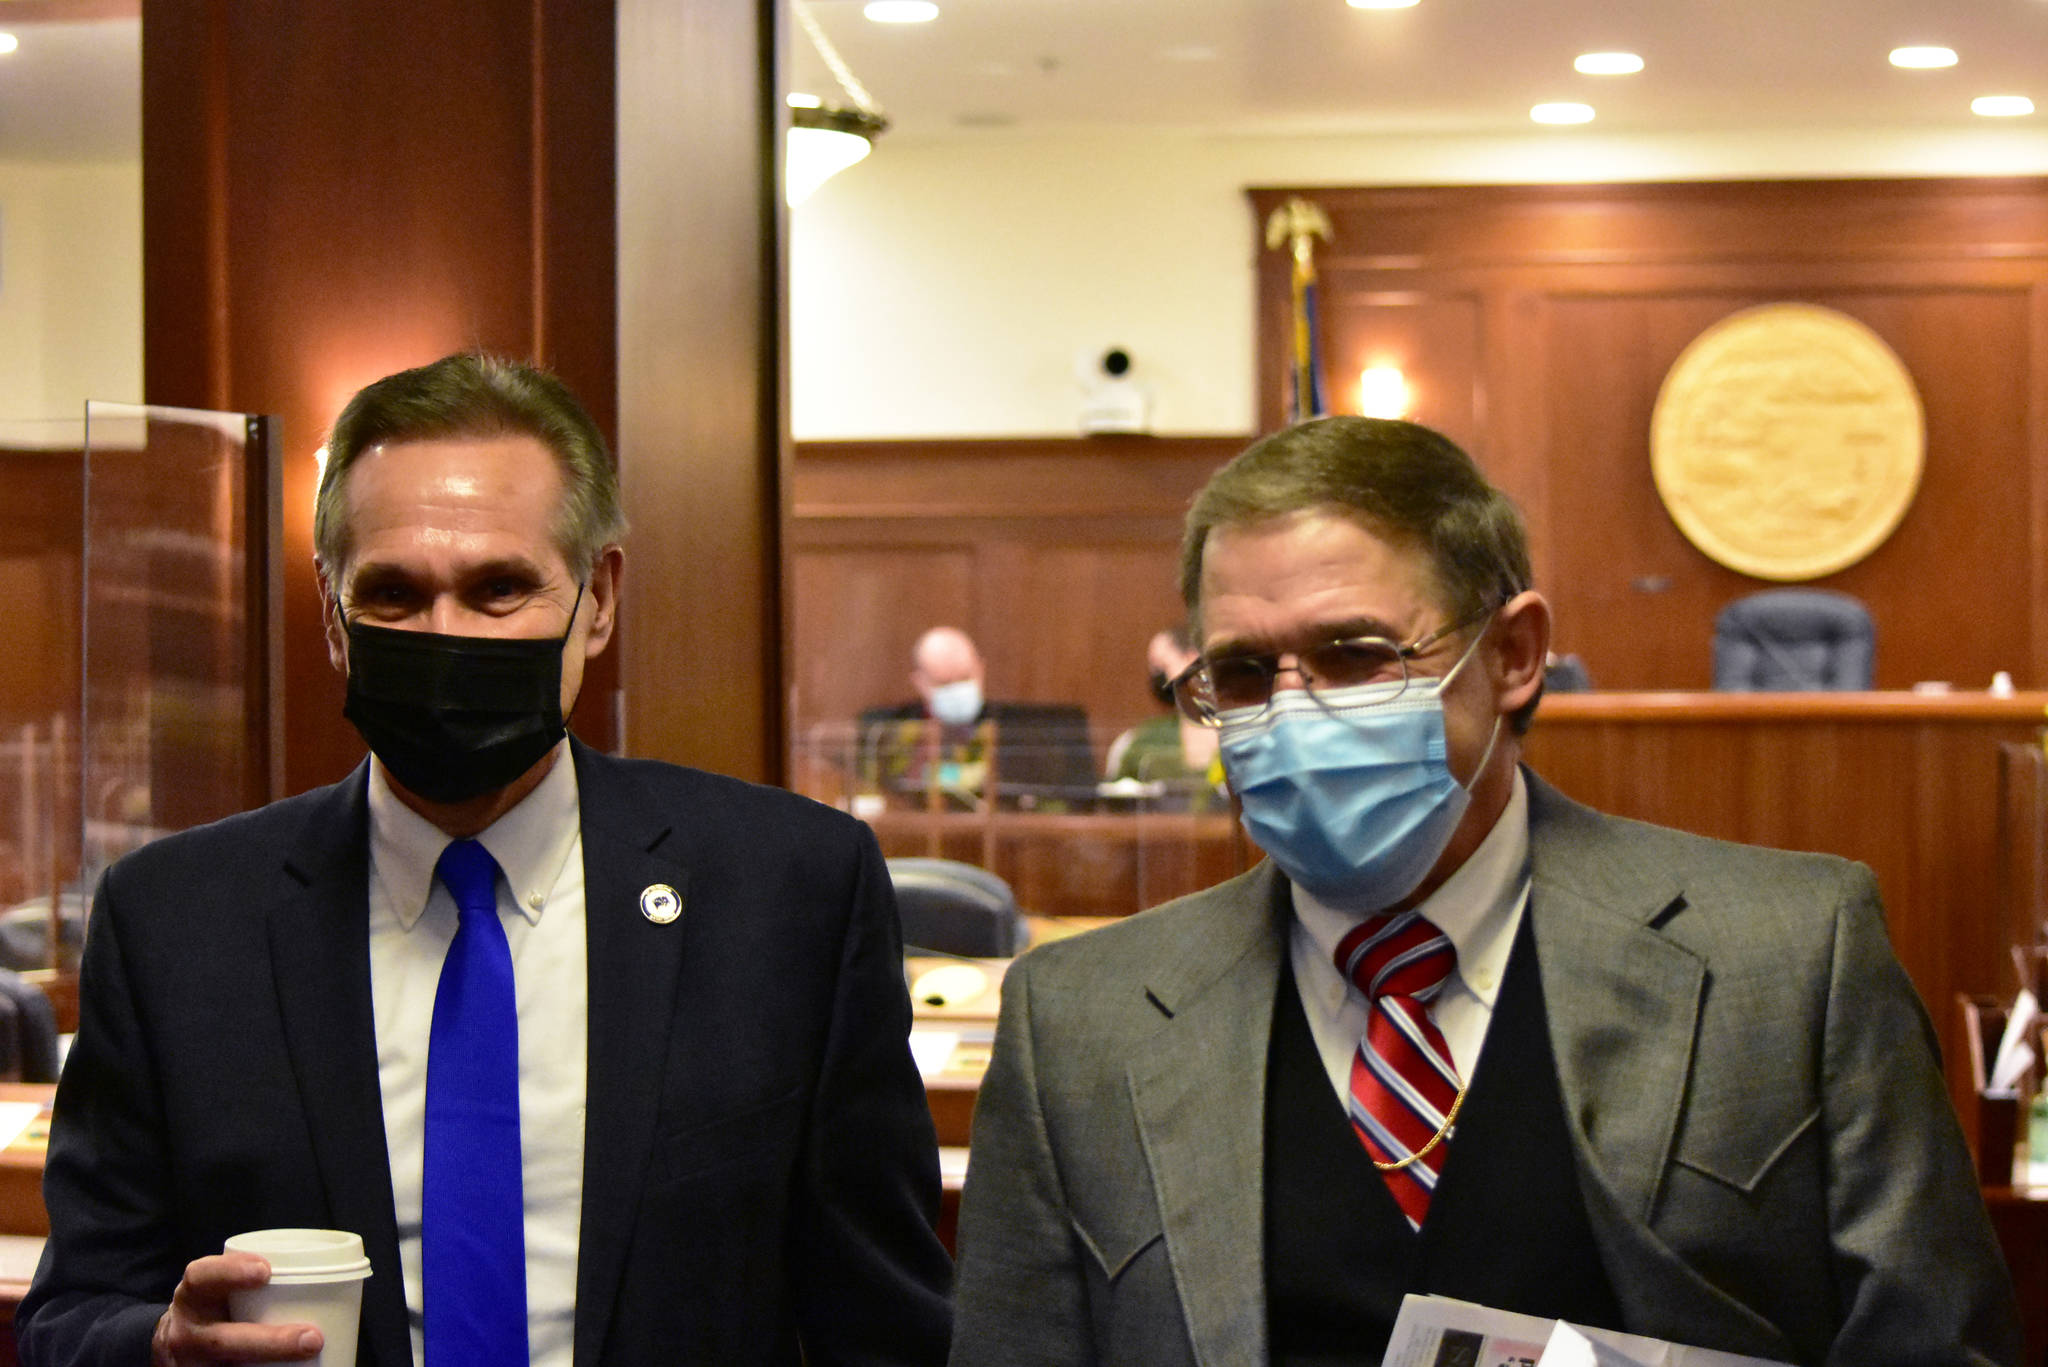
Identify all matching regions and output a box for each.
[639,884,682,924]
[1651,303,1923,581]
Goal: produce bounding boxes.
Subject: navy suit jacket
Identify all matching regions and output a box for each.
[19,740,952,1366]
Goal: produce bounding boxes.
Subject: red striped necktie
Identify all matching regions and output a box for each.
[1334,910,1463,1230]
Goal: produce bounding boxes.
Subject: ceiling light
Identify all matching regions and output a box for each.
[1348,0,1421,9]
[0,33,18,56]
[789,0,891,206]
[1889,46,1958,69]
[864,1,938,22]
[1973,95,2035,117]
[1574,52,1643,76]
[1531,102,1595,125]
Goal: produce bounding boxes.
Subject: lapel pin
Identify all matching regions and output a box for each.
[639,883,682,925]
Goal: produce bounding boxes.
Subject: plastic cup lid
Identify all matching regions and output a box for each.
[224,1228,370,1275]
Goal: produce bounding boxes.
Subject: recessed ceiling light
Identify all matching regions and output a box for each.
[1889,46,1958,69]
[786,92,824,109]
[1973,94,2036,117]
[1531,102,1595,125]
[1574,52,1643,76]
[0,33,18,56]
[1348,0,1420,10]
[864,1,938,22]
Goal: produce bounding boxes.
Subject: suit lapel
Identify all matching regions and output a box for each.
[1524,774,1704,1225]
[568,745,692,1367]
[267,765,414,1367]
[1127,864,1290,1367]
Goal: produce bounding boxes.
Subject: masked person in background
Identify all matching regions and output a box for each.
[858,628,1095,811]
[948,416,2019,1367]
[20,353,951,1367]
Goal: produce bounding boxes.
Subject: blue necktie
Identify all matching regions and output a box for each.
[424,839,528,1366]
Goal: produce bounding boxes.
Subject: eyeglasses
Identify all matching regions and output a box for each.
[1170,604,1495,727]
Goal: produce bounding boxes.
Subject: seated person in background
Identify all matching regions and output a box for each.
[1105,627,1222,796]
[859,627,1094,809]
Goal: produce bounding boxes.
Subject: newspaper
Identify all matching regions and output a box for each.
[1381,1295,1793,1367]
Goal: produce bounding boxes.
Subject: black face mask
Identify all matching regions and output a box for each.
[1148,669,1176,709]
[340,587,582,805]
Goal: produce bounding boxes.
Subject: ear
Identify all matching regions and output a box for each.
[317,560,348,674]
[1490,590,1552,719]
[580,545,624,660]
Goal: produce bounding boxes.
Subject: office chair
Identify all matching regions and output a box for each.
[886,857,1029,959]
[0,969,60,1083]
[1712,589,1874,691]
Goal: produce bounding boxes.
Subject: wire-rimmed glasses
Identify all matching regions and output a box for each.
[1170,604,1494,727]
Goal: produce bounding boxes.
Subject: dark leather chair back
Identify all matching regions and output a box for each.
[0,970,60,1082]
[886,857,1028,959]
[1712,589,1874,691]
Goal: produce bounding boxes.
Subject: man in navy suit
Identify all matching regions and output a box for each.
[19,354,951,1366]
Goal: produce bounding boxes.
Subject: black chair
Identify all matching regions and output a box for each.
[886,857,1028,959]
[0,970,60,1083]
[1712,589,1874,691]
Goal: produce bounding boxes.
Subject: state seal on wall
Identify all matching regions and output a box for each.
[1650,303,1923,581]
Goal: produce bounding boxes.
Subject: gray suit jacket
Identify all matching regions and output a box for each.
[950,773,2020,1367]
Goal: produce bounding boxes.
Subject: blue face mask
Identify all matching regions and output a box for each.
[927,679,984,728]
[1218,630,1497,911]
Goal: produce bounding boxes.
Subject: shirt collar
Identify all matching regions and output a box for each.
[1294,768,1530,1008]
[367,741,583,931]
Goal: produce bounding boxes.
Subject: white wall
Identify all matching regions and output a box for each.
[0,160,142,426]
[789,123,2048,440]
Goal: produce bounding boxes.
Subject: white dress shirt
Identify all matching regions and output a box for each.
[367,744,588,1367]
[1289,769,1532,1103]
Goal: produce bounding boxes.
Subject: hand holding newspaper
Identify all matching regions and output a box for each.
[1381,1295,1793,1367]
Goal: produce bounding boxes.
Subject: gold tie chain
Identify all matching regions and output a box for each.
[1371,1082,1467,1173]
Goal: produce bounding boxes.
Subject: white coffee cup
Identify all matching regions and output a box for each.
[224,1228,371,1367]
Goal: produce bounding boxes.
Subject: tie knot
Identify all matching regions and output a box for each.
[1335,911,1455,1004]
[436,839,501,919]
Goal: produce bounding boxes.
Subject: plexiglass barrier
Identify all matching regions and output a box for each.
[791,718,1252,923]
[0,419,86,971]
[76,402,280,960]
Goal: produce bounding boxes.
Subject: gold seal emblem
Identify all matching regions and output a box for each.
[1650,303,1923,581]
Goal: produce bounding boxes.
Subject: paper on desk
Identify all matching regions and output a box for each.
[908,1029,961,1080]
[1992,989,2040,1093]
[1382,1295,1792,1367]
[0,1101,40,1151]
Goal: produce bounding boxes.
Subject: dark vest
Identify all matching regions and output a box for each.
[1264,913,1624,1366]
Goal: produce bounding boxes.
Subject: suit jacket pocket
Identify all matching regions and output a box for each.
[651,1085,805,1187]
[1671,1105,1817,1194]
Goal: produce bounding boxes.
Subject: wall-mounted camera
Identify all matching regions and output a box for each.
[1079,345,1150,435]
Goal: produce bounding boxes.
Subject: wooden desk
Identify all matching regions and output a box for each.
[1526,691,2048,1088]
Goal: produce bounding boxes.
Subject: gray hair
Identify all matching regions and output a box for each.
[314,352,626,577]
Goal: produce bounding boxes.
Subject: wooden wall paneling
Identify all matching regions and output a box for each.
[2031,281,2048,686]
[1014,542,1189,743]
[143,0,623,797]
[789,545,976,727]
[1319,292,1486,452]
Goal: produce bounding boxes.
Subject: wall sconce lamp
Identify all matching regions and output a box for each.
[1359,365,1411,419]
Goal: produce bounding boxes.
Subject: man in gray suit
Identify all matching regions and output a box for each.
[950,417,2020,1366]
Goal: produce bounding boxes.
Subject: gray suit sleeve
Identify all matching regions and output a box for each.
[1818,867,2022,1366]
[949,960,1097,1367]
